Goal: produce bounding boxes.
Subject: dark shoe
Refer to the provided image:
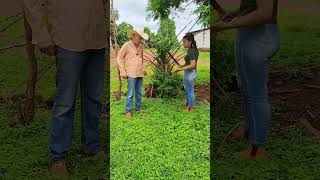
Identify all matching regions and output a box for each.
[49,160,69,177]
[232,128,248,141]
[240,145,268,160]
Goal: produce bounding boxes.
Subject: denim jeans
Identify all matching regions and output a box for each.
[50,47,105,160]
[126,77,143,112]
[184,69,198,108]
[235,24,280,145]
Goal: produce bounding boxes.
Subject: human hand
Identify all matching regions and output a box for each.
[121,75,128,79]
[222,11,237,22]
[38,44,55,56]
[212,20,232,33]
[176,66,184,71]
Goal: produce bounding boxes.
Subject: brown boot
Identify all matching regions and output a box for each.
[93,150,106,159]
[240,145,268,160]
[232,128,248,141]
[49,160,69,177]
[126,112,132,118]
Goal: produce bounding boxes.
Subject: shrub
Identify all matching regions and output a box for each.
[152,69,183,98]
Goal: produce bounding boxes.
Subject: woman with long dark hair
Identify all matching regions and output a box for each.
[176,33,199,112]
[213,0,280,160]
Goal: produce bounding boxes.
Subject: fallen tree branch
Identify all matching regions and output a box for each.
[215,122,241,160]
[0,16,23,33]
[299,117,320,141]
[270,89,302,94]
[0,43,26,52]
[0,12,23,24]
[304,85,320,90]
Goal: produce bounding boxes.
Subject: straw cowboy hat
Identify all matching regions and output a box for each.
[127,29,149,40]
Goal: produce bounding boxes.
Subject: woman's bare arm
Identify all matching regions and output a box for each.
[213,0,275,31]
[180,60,196,71]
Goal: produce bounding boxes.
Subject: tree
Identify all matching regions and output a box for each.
[143,27,151,35]
[153,18,180,73]
[144,18,183,98]
[147,0,210,26]
[111,22,133,48]
[143,27,157,48]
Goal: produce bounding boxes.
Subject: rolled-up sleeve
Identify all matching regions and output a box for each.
[116,43,128,76]
[22,0,52,46]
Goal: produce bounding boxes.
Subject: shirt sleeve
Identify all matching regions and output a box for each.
[141,45,146,71]
[22,0,52,46]
[188,48,198,61]
[116,43,127,76]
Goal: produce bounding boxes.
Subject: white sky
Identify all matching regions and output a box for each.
[113,0,203,40]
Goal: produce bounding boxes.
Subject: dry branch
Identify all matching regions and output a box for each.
[299,117,320,141]
[0,43,26,52]
[18,14,38,125]
[0,16,23,33]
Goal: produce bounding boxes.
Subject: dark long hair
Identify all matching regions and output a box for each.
[183,33,198,53]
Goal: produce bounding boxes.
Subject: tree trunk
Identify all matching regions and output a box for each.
[111,0,122,101]
[18,13,37,125]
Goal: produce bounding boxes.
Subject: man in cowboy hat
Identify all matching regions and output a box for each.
[116,29,149,118]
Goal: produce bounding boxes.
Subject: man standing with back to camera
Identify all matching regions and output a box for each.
[22,0,106,177]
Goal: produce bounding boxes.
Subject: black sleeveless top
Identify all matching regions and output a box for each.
[240,0,278,24]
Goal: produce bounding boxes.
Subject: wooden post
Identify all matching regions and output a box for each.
[18,13,37,125]
[111,0,122,100]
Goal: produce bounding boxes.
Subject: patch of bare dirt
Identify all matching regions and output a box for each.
[195,84,210,104]
[269,66,320,136]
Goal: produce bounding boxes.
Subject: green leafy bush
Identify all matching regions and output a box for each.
[152,69,183,98]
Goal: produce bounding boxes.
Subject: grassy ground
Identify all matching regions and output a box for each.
[0,18,107,178]
[110,51,210,178]
[213,5,320,179]
[111,99,210,179]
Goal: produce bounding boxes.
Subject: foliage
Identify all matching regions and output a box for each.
[194,2,211,27]
[147,0,210,26]
[144,27,157,48]
[144,18,182,98]
[152,18,180,73]
[152,69,183,98]
[110,98,210,179]
[111,22,133,48]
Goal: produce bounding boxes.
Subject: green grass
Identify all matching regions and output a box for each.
[0,104,107,179]
[213,5,320,179]
[110,98,210,179]
[110,47,210,178]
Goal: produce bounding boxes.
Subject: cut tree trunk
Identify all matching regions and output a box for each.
[18,13,37,125]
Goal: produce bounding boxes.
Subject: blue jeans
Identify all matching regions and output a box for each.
[184,69,197,108]
[235,24,280,145]
[126,77,143,112]
[50,47,105,160]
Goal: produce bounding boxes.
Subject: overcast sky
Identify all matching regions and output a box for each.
[113,0,203,40]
